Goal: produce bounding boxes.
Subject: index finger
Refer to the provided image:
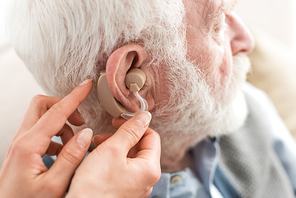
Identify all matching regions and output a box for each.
[15,96,84,142]
[30,79,93,140]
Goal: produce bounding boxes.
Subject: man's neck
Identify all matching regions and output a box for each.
[158,131,206,173]
[161,150,196,173]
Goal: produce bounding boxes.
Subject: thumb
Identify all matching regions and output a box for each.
[46,128,93,190]
[105,111,152,155]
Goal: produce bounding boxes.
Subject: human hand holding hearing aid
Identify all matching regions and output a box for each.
[0,79,161,198]
[68,111,161,198]
[67,68,160,197]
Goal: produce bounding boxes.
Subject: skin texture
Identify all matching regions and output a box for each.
[0,80,161,198]
[184,0,254,90]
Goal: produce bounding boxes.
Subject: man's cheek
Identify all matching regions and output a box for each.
[215,41,233,84]
[219,55,233,84]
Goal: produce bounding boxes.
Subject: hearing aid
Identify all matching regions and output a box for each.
[97,68,148,119]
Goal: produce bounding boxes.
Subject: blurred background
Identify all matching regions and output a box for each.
[1,0,296,166]
[0,0,10,47]
[236,0,296,54]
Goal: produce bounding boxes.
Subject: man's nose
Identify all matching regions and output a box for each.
[228,13,254,55]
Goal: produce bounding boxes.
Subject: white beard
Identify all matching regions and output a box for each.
[149,53,251,166]
[76,53,250,167]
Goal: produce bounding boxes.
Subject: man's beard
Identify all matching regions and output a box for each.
[76,52,250,167]
[149,53,251,166]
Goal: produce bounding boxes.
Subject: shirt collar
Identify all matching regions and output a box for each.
[149,138,221,198]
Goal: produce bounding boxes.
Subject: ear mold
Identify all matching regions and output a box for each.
[125,68,146,92]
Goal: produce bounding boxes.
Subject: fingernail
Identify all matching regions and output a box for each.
[134,111,152,127]
[79,79,92,86]
[76,128,93,148]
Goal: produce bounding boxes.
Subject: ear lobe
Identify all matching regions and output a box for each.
[105,44,148,112]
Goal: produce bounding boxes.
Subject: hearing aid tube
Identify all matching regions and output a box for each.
[121,91,148,120]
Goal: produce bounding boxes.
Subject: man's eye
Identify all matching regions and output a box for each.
[214,23,223,33]
[214,14,226,33]
[212,14,228,40]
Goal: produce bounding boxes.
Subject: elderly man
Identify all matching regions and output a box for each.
[7,0,296,197]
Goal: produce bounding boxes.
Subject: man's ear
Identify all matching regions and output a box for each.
[105,44,150,112]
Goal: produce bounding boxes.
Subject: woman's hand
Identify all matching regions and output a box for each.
[0,79,93,198]
[66,112,161,198]
[0,77,161,198]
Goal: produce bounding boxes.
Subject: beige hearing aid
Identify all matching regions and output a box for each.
[97,68,148,119]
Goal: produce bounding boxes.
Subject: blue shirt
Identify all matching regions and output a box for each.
[149,138,225,198]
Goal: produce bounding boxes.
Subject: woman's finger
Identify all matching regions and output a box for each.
[144,187,154,198]
[23,80,92,156]
[134,128,160,161]
[103,112,152,156]
[46,128,93,191]
[93,133,114,147]
[56,124,74,145]
[46,123,75,156]
[16,97,85,140]
[18,95,62,131]
[126,128,160,159]
[15,95,61,139]
[68,110,85,126]
[32,80,92,137]
[46,141,63,156]
[112,117,127,129]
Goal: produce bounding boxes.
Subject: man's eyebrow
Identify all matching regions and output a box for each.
[204,0,237,26]
[222,0,238,13]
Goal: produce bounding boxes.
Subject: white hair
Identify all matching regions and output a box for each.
[7,0,186,93]
[7,0,187,134]
[150,52,250,166]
